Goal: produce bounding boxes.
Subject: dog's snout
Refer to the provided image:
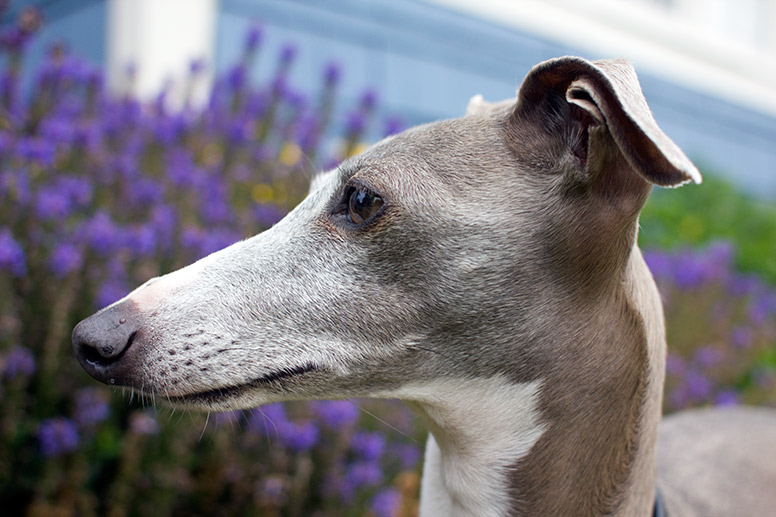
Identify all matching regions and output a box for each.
[72,301,142,385]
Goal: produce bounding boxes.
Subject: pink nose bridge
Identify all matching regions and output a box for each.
[128,258,207,312]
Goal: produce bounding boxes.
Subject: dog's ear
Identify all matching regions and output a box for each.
[513,56,701,187]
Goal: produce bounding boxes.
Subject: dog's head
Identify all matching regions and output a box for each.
[73,57,700,410]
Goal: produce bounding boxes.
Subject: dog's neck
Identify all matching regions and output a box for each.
[399,377,546,516]
[404,248,666,517]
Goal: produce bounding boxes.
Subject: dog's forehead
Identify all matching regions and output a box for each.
[339,113,518,188]
[372,114,508,162]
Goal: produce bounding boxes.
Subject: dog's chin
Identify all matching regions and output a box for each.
[162,389,270,412]
[153,362,322,412]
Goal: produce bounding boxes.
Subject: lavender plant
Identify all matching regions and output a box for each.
[0,7,420,516]
[645,242,776,412]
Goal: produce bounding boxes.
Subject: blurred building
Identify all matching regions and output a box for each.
[4,0,776,197]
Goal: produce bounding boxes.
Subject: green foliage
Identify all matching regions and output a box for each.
[640,172,776,283]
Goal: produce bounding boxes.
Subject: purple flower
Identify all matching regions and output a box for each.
[392,443,422,470]
[113,153,140,181]
[227,64,246,92]
[243,91,271,120]
[309,400,359,429]
[672,250,709,289]
[359,89,378,111]
[383,116,405,137]
[271,75,288,98]
[730,326,754,349]
[714,390,740,407]
[247,405,318,451]
[0,26,31,52]
[323,61,342,86]
[34,186,71,221]
[60,176,93,208]
[748,292,776,325]
[74,388,110,427]
[244,25,263,53]
[345,460,383,489]
[226,115,253,144]
[48,242,82,277]
[284,88,307,109]
[166,149,201,188]
[247,403,289,434]
[0,227,26,276]
[181,227,204,255]
[152,113,186,145]
[706,240,734,268]
[74,121,102,151]
[371,488,402,517]
[201,198,232,225]
[323,157,342,171]
[40,116,74,145]
[643,250,671,281]
[96,279,129,309]
[278,44,297,65]
[189,57,206,76]
[252,143,275,164]
[297,113,321,152]
[253,204,285,228]
[126,224,157,257]
[684,369,712,401]
[151,204,177,250]
[79,211,120,256]
[345,111,367,135]
[279,420,319,451]
[351,431,385,461]
[692,346,723,369]
[38,418,79,457]
[3,346,35,378]
[727,273,761,296]
[198,229,240,257]
[128,178,163,207]
[16,137,56,166]
[86,68,104,91]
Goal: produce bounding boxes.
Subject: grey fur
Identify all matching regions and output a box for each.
[73,56,776,516]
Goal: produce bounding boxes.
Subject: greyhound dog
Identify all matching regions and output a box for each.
[73,56,776,516]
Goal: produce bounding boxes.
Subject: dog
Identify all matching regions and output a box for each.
[73,56,776,516]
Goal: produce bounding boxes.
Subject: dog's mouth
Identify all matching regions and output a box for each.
[166,362,321,406]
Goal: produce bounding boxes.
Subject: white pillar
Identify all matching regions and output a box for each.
[106,0,218,108]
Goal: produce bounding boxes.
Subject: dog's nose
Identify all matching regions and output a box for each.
[72,301,141,385]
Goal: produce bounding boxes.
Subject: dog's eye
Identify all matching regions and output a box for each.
[347,186,383,225]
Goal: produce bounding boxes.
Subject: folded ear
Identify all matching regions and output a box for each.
[514,56,701,188]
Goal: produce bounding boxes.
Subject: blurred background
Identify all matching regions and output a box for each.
[0,0,774,515]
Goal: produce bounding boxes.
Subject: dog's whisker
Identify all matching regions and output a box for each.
[256,406,280,446]
[199,411,211,442]
[348,400,418,444]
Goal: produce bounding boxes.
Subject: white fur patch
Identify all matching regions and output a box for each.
[386,376,546,517]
